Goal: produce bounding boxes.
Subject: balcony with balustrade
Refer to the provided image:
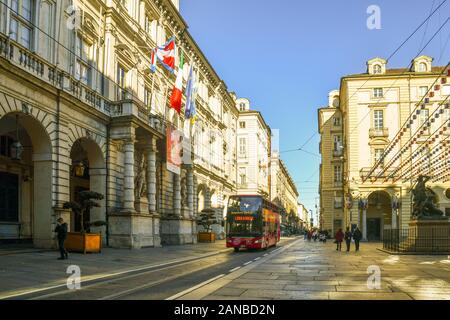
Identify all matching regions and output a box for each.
[369,127,389,138]
[369,128,389,139]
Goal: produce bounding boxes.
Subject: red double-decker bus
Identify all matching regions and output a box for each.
[226,195,281,252]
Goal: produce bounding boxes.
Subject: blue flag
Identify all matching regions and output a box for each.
[184,64,197,121]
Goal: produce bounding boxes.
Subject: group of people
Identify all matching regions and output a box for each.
[304,229,329,242]
[334,227,362,252]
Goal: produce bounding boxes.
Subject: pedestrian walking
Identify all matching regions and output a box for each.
[334,228,344,251]
[344,227,352,252]
[307,230,312,242]
[304,230,308,240]
[54,217,68,260]
[353,227,362,251]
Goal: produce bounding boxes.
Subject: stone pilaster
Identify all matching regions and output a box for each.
[146,138,158,214]
[187,166,194,218]
[123,139,135,212]
[173,172,181,216]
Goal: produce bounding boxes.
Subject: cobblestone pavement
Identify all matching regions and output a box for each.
[180,239,450,300]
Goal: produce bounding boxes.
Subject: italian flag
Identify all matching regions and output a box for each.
[170,52,184,114]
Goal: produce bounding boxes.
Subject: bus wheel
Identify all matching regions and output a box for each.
[234,247,239,252]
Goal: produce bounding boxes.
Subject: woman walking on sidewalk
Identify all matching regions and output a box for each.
[344,227,352,252]
[334,228,344,251]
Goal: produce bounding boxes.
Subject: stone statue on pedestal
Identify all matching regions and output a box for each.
[135,152,147,199]
[411,175,444,219]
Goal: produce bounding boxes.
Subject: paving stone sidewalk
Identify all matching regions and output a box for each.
[202,239,450,300]
[0,240,228,297]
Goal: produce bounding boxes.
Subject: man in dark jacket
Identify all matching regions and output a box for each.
[353,227,362,251]
[344,227,352,252]
[54,217,68,260]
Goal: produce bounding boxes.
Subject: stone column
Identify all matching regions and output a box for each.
[362,207,367,240]
[392,208,397,229]
[123,139,135,212]
[173,172,181,216]
[187,166,194,218]
[89,168,107,239]
[146,138,158,214]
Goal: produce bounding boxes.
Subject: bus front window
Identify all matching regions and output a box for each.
[227,196,263,236]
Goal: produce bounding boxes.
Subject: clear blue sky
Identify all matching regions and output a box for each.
[180,0,450,216]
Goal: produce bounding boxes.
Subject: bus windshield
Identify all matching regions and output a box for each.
[226,196,263,236]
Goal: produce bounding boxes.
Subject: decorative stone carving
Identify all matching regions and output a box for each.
[135,151,147,199]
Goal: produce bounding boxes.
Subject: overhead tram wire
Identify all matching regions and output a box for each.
[349,16,450,138]
[376,92,450,180]
[380,94,450,182]
[278,0,449,154]
[0,0,299,198]
[362,60,450,182]
[384,100,448,182]
[396,135,450,182]
[398,134,450,181]
[0,0,173,104]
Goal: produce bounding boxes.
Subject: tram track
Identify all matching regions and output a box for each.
[2,238,298,300]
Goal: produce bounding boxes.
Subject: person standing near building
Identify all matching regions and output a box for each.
[344,227,352,252]
[353,227,362,252]
[334,228,344,251]
[54,217,68,260]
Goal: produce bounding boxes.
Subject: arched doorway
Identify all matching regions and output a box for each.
[0,112,52,246]
[69,138,106,237]
[366,191,392,241]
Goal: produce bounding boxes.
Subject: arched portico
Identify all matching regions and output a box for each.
[365,190,392,241]
[0,112,53,247]
[69,137,106,238]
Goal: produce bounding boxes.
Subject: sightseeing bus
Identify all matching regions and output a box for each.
[225,195,281,252]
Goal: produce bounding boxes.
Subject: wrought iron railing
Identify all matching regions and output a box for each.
[383,226,450,253]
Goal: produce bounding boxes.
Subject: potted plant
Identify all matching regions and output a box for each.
[63,191,106,254]
[197,208,217,243]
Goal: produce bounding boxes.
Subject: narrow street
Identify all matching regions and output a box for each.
[0,238,297,300]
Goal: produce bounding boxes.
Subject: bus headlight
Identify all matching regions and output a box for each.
[254,239,262,244]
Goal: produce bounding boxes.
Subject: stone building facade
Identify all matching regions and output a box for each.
[235,97,271,198]
[318,90,344,233]
[0,0,247,248]
[270,151,299,215]
[319,56,450,240]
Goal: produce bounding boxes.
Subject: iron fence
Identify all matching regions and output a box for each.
[383,225,450,253]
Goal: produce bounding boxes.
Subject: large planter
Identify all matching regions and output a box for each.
[198,232,215,243]
[65,232,102,254]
